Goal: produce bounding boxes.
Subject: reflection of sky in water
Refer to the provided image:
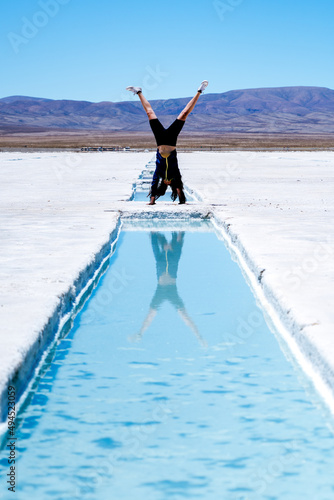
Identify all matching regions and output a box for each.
[1,229,334,500]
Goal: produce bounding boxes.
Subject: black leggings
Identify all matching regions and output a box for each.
[149,118,185,147]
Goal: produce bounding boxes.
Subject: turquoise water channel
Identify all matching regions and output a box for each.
[1,221,334,500]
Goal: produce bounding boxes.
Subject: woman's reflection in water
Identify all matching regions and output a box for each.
[129,232,207,347]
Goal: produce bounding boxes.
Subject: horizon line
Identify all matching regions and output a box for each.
[0,85,333,105]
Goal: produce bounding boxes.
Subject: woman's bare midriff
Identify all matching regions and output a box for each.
[158,145,176,157]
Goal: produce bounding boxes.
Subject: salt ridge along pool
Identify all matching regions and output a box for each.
[1,219,334,500]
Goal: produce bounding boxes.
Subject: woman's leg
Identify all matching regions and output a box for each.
[177,91,201,121]
[138,92,157,120]
[135,93,158,204]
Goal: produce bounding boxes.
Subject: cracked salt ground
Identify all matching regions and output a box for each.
[1,224,334,500]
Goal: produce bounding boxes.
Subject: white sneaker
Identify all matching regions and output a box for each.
[126,86,142,95]
[198,80,209,93]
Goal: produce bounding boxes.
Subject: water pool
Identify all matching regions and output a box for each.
[1,222,334,500]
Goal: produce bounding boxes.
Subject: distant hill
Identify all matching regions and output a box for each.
[1,86,334,134]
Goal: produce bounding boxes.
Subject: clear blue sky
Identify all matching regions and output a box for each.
[1,0,333,102]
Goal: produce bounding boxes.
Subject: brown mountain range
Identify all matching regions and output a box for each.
[1,86,334,135]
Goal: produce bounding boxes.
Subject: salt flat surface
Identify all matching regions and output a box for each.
[0,150,334,420]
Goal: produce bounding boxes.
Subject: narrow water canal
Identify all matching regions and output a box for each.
[1,221,334,500]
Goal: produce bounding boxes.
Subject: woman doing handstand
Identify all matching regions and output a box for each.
[126,81,209,205]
